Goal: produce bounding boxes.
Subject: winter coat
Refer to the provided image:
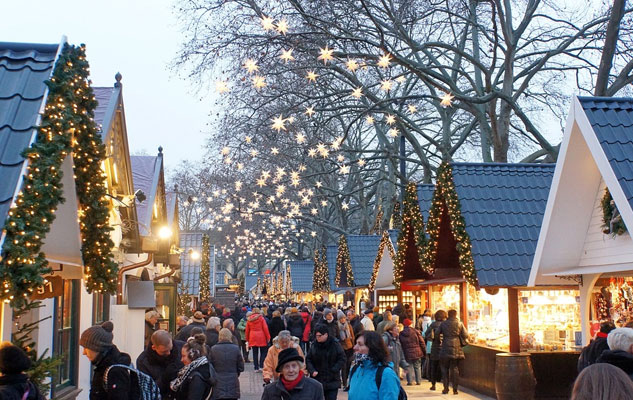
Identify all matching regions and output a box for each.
[348,359,400,400]
[338,320,355,350]
[391,304,404,322]
[305,336,346,390]
[237,318,247,340]
[399,326,426,362]
[269,316,287,340]
[136,339,184,399]
[209,342,244,399]
[300,311,312,342]
[597,349,633,380]
[382,332,408,370]
[175,321,207,342]
[349,316,364,337]
[286,314,305,339]
[174,360,218,400]
[361,316,375,331]
[578,333,609,372]
[376,320,392,335]
[245,313,270,347]
[373,313,383,329]
[438,317,468,360]
[261,375,324,400]
[205,329,219,347]
[263,336,305,381]
[322,318,340,341]
[425,320,443,360]
[0,374,44,400]
[145,320,157,347]
[89,345,134,400]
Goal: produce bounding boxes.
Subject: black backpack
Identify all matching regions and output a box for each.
[104,364,161,400]
[348,363,407,400]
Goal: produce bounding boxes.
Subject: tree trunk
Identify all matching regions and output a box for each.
[595,0,626,96]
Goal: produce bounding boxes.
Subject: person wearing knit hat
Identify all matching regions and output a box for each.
[321,308,340,342]
[81,321,133,399]
[336,310,355,388]
[0,345,44,400]
[399,316,426,386]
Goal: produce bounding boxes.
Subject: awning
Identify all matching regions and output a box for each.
[401,277,464,290]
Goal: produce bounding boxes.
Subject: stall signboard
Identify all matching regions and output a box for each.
[31,276,63,300]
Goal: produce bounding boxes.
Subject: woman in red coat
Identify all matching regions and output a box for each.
[300,307,312,354]
[245,309,271,372]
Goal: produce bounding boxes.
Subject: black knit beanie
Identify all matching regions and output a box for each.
[79,321,114,352]
[0,345,31,374]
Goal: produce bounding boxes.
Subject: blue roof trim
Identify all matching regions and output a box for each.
[179,231,204,295]
[450,163,555,287]
[288,260,314,292]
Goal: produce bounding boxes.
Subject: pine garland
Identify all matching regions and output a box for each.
[601,188,627,235]
[335,235,355,287]
[392,182,426,289]
[312,246,330,291]
[199,234,211,302]
[422,163,477,285]
[0,44,116,304]
[370,230,396,290]
[391,201,402,229]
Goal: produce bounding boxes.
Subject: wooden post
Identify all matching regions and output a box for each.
[508,287,520,353]
[460,282,468,324]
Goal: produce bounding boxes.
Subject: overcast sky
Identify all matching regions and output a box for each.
[2,0,211,170]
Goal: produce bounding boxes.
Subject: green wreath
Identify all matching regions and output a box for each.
[602,188,627,236]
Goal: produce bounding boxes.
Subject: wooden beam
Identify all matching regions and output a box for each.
[460,282,468,324]
[508,287,520,353]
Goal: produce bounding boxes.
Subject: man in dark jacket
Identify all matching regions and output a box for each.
[347,310,364,338]
[306,325,346,400]
[438,309,468,395]
[399,318,426,385]
[578,321,616,372]
[0,345,44,400]
[321,309,340,341]
[597,327,633,380]
[175,311,207,341]
[286,309,305,339]
[136,330,184,399]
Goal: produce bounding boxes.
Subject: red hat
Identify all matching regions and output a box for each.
[403,318,412,327]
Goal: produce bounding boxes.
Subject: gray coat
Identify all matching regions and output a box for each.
[425,320,443,361]
[261,376,324,400]
[438,317,468,360]
[209,342,244,399]
[382,332,408,370]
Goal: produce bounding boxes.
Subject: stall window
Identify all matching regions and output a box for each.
[93,293,110,325]
[430,284,461,315]
[52,279,80,394]
[467,287,509,350]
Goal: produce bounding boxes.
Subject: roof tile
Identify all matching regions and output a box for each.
[288,260,314,292]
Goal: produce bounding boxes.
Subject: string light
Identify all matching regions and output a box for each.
[393,182,426,289]
[335,235,355,287]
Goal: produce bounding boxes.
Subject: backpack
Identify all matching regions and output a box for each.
[348,363,408,400]
[104,364,161,400]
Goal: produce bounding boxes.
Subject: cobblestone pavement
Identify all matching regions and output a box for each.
[238,362,493,400]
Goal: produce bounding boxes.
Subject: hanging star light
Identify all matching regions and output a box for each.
[351,87,363,99]
[380,80,393,92]
[224,157,232,164]
[276,19,289,34]
[408,104,417,114]
[346,59,359,72]
[296,133,306,143]
[386,114,396,125]
[257,178,266,187]
[280,49,294,62]
[378,53,392,68]
[237,162,244,171]
[271,147,280,155]
[315,181,322,188]
[244,59,259,73]
[388,128,399,137]
[215,80,229,93]
[305,106,315,117]
[261,16,275,31]
[340,165,350,174]
[441,92,454,107]
[306,71,318,82]
[337,154,345,162]
[318,46,334,64]
[250,149,259,157]
[272,115,287,131]
[366,115,375,124]
[358,158,366,167]
[221,146,230,155]
[252,75,266,90]
[245,136,252,143]
[308,148,317,157]
[321,200,327,206]
[342,202,349,210]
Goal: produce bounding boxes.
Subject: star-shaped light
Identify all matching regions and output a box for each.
[261,170,270,180]
[396,76,406,83]
[340,165,350,174]
[386,114,396,125]
[276,185,286,195]
[296,133,306,143]
[380,80,393,92]
[271,147,280,155]
[358,158,366,167]
[257,178,266,187]
[250,149,259,157]
[276,19,289,34]
[311,208,318,215]
[366,115,375,124]
[261,16,275,31]
[305,106,315,117]
[441,92,454,107]
[215,80,229,93]
[244,59,259,73]
[388,128,399,137]
[235,181,243,191]
[378,53,391,68]
[299,164,307,172]
[342,202,349,210]
[321,200,327,206]
[337,154,345,162]
[224,157,232,164]
[272,115,287,131]
[280,49,294,62]
[236,162,244,171]
[252,75,266,90]
[346,59,359,72]
[308,148,317,157]
[318,46,334,64]
[245,136,252,143]
[306,71,318,82]
[331,137,343,150]
[221,146,230,155]
[351,87,363,99]
[408,104,417,114]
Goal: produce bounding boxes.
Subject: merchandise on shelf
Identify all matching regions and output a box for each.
[430,284,461,315]
[590,277,633,332]
[467,287,509,351]
[377,291,399,313]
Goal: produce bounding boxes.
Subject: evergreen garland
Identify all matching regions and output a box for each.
[312,246,330,291]
[177,281,193,317]
[392,182,426,289]
[199,234,211,302]
[335,235,355,287]
[422,163,477,285]
[0,44,116,304]
[601,188,627,235]
[391,201,402,229]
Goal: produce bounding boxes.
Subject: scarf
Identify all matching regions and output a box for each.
[281,370,304,391]
[170,356,208,392]
[339,322,349,341]
[353,352,370,365]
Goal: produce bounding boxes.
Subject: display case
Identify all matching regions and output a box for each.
[467,287,509,350]
[590,277,633,334]
[430,284,461,315]
[377,290,399,313]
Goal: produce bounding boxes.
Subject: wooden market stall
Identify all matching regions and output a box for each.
[288,260,316,303]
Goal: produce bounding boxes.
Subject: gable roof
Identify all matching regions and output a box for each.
[288,260,314,292]
[0,42,59,232]
[179,231,204,295]
[346,234,382,287]
[450,162,555,287]
[131,154,163,236]
[326,244,339,291]
[245,275,258,292]
[417,184,435,222]
[93,86,117,140]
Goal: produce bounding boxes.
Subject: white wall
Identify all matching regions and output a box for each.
[110,305,145,365]
[76,283,95,400]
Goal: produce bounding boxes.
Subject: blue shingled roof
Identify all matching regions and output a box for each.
[346,234,382,287]
[326,245,339,291]
[288,260,314,292]
[417,184,435,222]
[450,163,554,287]
[245,275,258,292]
[180,232,204,295]
[0,42,59,231]
[578,97,633,211]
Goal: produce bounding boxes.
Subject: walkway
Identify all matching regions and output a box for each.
[238,362,494,400]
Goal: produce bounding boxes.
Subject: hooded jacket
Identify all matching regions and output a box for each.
[597,349,633,380]
[305,336,346,390]
[89,345,134,400]
[136,339,184,398]
[0,374,44,400]
[237,318,247,340]
[286,313,305,339]
[348,360,400,400]
[399,326,426,362]
[263,335,305,381]
[246,313,271,347]
[300,311,312,342]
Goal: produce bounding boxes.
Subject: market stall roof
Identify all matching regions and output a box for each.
[346,234,382,287]
[449,162,555,287]
[288,260,314,293]
[529,97,633,285]
[417,183,435,222]
[131,152,163,236]
[245,275,258,292]
[93,86,117,141]
[373,232,396,290]
[179,231,204,295]
[326,244,339,291]
[402,277,465,289]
